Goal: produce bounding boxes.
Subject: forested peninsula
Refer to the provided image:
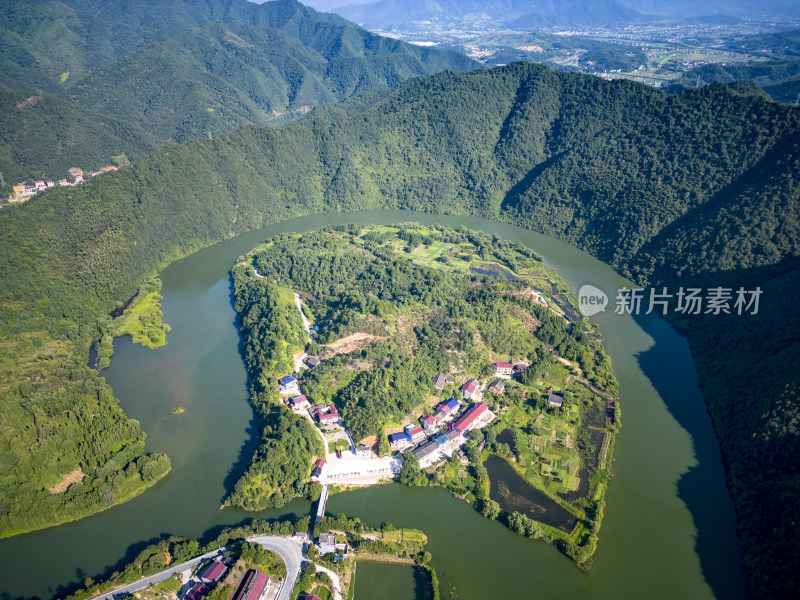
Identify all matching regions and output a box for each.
[227,224,617,565]
[0,61,797,597]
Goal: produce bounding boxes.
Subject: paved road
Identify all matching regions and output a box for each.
[91,536,303,600]
[248,536,304,600]
[93,549,223,600]
[314,564,343,600]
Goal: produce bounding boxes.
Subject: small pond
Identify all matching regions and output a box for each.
[484,454,578,532]
[353,562,432,600]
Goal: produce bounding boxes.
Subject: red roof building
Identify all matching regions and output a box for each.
[289,395,310,409]
[494,362,513,376]
[314,405,339,423]
[233,571,271,600]
[420,415,436,429]
[247,572,269,600]
[406,426,425,441]
[453,402,488,434]
[186,583,210,600]
[200,560,227,583]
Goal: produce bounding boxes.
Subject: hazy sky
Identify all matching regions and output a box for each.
[254,0,372,10]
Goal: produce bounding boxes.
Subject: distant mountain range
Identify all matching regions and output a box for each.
[334,0,646,30]
[0,0,476,183]
[615,0,800,18]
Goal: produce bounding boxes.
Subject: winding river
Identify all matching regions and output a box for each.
[0,211,749,600]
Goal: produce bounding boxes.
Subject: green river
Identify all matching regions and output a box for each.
[0,211,749,600]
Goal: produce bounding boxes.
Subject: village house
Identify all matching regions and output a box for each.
[292,531,310,545]
[488,380,505,394]
[305,356,321,368]
[412,440,440,462]
[311,458,325,481]
[453,402,489,434]
[547,388,564,408]
[185,583,210,600]
[278,375,298,393]
[437,397,460,415]
[525,287,549,306]
[494,362,513,377]
[420,414,436,430]
[355,444,372,457]
[404,425,425,443]
[431,372,454,391]
[313,405,339,425]
[318,532,336,555]
[461,379,479,400]
[199,560,228,584]
[232,570,270,600]
[388,432,410,449]
[288,394,311,410]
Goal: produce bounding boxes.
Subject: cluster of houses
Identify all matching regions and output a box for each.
[278,372,345,483]
[185,557,277,600]
[413,401,492,464]
[280,357,560,484]
[184,558,231,600]
[387,364,525,461]
[8,166,117,203]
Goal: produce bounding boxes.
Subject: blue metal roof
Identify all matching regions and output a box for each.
[389,432,410,442]
[279,375,296,385]
[434,434,448,445]
[445,398,460,410]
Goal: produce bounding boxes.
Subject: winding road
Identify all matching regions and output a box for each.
[91,536,303,600]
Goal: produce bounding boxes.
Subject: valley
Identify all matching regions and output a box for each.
[0,2,797,598]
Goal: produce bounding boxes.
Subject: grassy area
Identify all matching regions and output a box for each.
[381,528,427,544]
[133,575,181,600]
[109,278,170,349]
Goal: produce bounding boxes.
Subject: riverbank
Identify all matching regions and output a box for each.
[109,278,171,349]
[0,210,747,600]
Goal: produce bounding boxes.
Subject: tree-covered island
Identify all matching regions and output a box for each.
[226,223,619,566]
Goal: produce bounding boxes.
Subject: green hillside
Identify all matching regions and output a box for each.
[0,62,797,597]
[65,21,464,142]
[0,0,476,138]
[679,60,800,104]
[0,89,158,187]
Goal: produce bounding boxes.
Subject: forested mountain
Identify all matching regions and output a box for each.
[0,89,158,184]
[616,0,800,18]
[65,20,469,142]
[0,62,798,597]
[335,0,645,30]
[0,0,475,187]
